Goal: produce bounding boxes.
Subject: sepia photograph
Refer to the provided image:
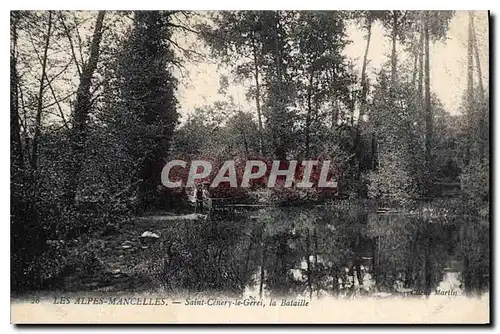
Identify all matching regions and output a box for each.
[9,9,490,324]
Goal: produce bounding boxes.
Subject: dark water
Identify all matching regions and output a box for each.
[153,201,489,298]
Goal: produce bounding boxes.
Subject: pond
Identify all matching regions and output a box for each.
[136,200,489,299]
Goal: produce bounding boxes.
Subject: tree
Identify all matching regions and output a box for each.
[200,11,267,154]
[423,11,432,192]
[352,11,385,190]
[356,12,377,124]
[424,11,454,158]
[378,11,410,86]
[202,11,355,161]
[116,11,179,211]
[65,11,106,205]
[371,11,454,200]
[389,11,400,85]
[289,11,352,158]
[31,11,53,170]
[470,12,487,160]
[458,11,489,221]
[11,11,23,174]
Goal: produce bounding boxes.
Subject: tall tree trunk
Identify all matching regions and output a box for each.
[418,12,425,151]
[31,11,53,170]
[418,12,424,100]
[424,12,433,195]
[411,49,418,87]
[411,13,423,88]
[465,11,475,165]
[252,37,264,155]
[11,11,23,172]
[471,14,486,159]
[359,17,372,118]
[66,11,106,204]
[273,11,285,160]
[390,11,398,86]
[354,17,373,188]
[240,121,249,154]
[471,16,485,100]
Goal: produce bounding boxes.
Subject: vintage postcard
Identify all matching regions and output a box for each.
[10,10,490,324]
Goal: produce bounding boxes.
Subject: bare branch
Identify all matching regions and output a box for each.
[166,22,202,35]
[42,59,73,90]
[59,11,82,77]
[167,37,207,61]
[42,91,76,110]
[73,12,86,68]
[31,11,53,170]
[42,78,71,130]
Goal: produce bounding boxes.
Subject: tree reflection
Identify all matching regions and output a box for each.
[152,202,489,298]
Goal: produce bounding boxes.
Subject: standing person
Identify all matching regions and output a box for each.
[195,182,204,213]
[202,183,212,211]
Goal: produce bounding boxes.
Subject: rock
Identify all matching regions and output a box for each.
[140,231,160,246]
[141,231,160,239]
[119,240,133,249]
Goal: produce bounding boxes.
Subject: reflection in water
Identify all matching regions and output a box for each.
[156,202,489,298]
